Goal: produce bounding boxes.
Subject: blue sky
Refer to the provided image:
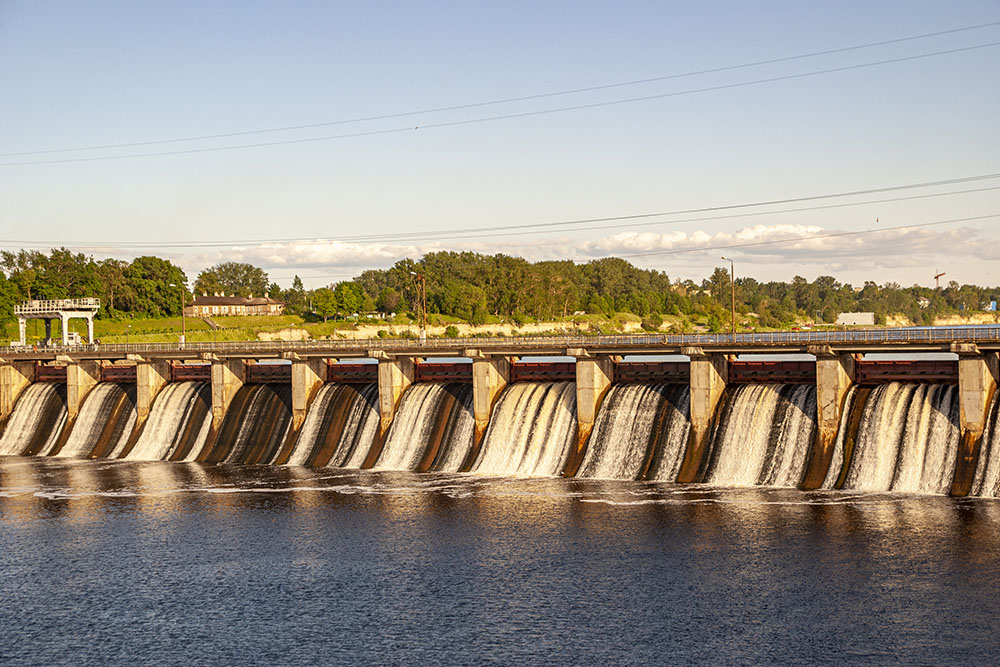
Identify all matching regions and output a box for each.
[1,1,998,288]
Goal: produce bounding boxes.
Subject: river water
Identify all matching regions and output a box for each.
[2,457,999,665]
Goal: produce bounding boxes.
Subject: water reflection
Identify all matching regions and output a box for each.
[3,456,1000,665]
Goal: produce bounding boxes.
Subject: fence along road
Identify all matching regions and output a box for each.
[6,326,1000,360]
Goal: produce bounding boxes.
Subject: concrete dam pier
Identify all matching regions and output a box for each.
[2,328,1000,496]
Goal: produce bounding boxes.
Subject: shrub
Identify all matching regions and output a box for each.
[641,313,663,332]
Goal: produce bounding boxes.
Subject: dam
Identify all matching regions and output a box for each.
[2,327,999,496]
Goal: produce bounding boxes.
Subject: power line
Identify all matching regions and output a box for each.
[255,212,1000,283]
[614,213,1000,259]
[378,185,1000,244]
[4,41,999,167]
[310,178,1000,244]
[4,20,998,158]
[3,171,996,249]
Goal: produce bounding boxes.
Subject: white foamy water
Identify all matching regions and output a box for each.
[376,383,474,472]
[705,384,817,488]
[126,382,212,462]
[646,386,691,482]
[286,384,380,467]
[219,385,292,465]
[0,383,67,456]
[578,384,690,481]
[972,392,1000,497]
[56,383,137,459]
[821,386,860,489]
[473,382,577,477]
[841,383,959,494]
[377,384,445,471]
[430,386,476,473]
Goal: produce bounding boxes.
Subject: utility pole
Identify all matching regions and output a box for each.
[169,283,186,345]
[409,272,427,340]
[721,256,736,335]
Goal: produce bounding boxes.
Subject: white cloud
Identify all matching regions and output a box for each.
[186,222,997,285]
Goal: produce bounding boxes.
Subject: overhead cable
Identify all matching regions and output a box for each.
[3,41,999,167]
[3,20,998,158]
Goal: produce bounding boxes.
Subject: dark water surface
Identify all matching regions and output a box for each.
[2,456,999,666]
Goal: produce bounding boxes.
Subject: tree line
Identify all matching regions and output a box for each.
[1,248,996,330]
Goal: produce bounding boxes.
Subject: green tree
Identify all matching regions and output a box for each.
[312,287,337,322]
[194,262,269,298]
[333,281,364,317]
[123,256,188,317]
[95,259,133,317]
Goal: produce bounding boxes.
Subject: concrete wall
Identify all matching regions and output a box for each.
[0,360,34,424]
[468,351,509,447]
[209,356,246,429]
[677,349,728,483]
[951,344,999,496]
[566,350,615,475]
[133,357,171,423]
[65,360,101,421]
[801,348,855,489]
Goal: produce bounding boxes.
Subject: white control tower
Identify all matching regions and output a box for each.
[15,298,100,346]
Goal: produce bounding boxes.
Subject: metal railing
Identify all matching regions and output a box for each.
[14,298,100,315]
[5,325,1000,356]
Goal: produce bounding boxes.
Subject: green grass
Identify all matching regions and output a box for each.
[95,317,212,335]
[208,314,304,329]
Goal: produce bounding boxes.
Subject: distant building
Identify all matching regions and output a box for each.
[836,312,875,326]
[186,294,284,317]
[917,297,930,309]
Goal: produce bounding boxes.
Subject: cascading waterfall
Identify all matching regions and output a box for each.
[202,384,292,465]
[374,383,474,472]
[577,384,691,481]
[839,383,959,494]
[820,385,863,489]
[704,384,817,487]
[0,383,68,456]
[125,382,212,462]
[972,392,1000,497]
[473,382,577,477]
[55,383,137,459]
[286,384,379,467]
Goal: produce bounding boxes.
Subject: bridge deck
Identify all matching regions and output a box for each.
[4,327,999,361]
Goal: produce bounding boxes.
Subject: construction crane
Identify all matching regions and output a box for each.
[934,270,946,288]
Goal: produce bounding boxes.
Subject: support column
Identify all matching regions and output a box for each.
[361,352,415,468]
[268,353,328,465]
[676,348,728,483]
[951,343,999,496]
[60,314,70,345]
[375,354,415,437]
[208,355,246,429]
[0,359,34,424]
[44,319,52,344]
[469,350,510,446]
[464,350,510,472]
[289,355,327,431]
[131,355,171,423]
[65,359,100,420]
[18,318,26,346]
[565,348,614,476]
[86,315,94,344]
[801,347,855,489]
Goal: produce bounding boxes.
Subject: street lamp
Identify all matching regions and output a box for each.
[168,283,186,345]
[409,271,427,341]
[721,256,736,335]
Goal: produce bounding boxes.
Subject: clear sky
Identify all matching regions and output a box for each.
[1,1,998,288]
